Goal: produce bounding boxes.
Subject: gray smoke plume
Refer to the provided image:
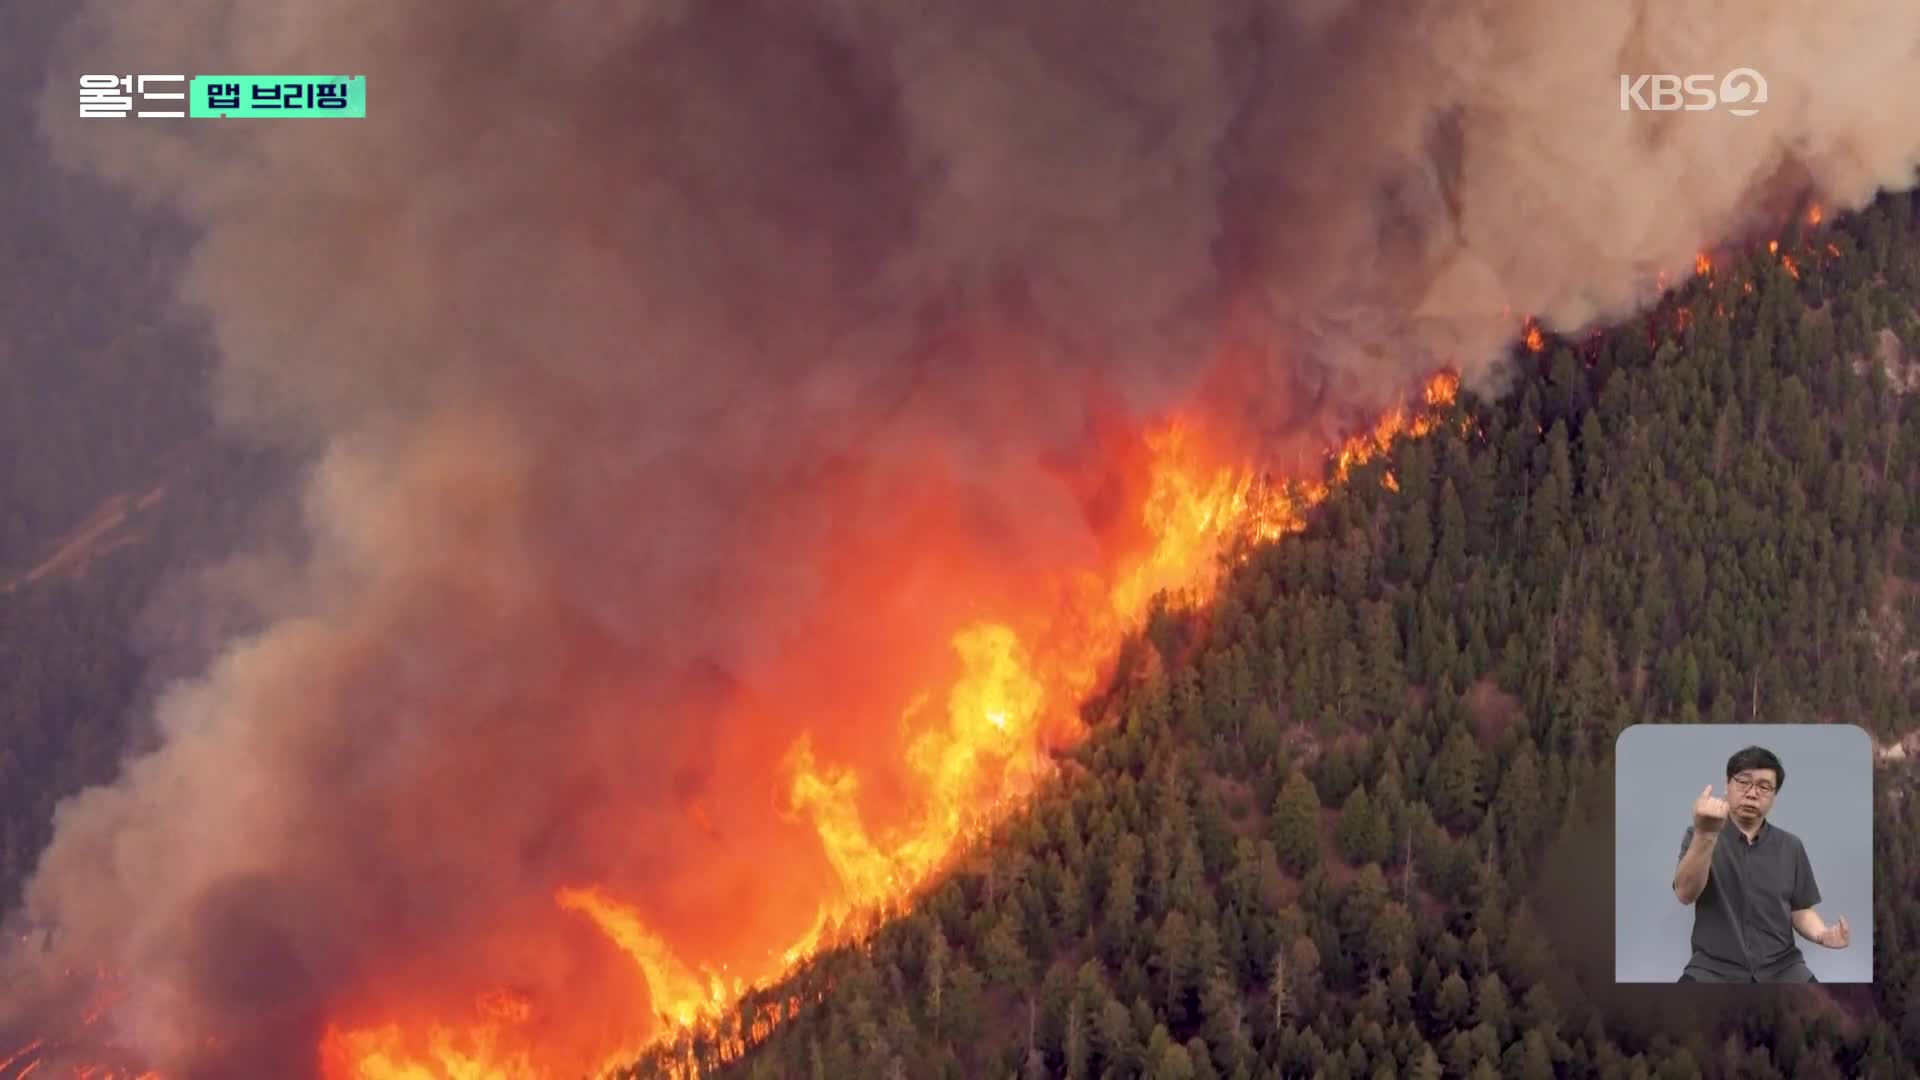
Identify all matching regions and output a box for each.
[6,0,1920,1075]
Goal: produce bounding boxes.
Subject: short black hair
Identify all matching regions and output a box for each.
[1726,745,1785,790]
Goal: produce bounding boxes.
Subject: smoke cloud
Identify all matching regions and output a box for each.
[7,0,1920,1074]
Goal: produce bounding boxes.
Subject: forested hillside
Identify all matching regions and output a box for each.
[614,191,1920,1079]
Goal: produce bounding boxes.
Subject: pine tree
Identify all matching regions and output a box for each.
[1471,971,1510,1040]
[1386,963,1414,1022]
[1436,478,1468,580]
[1338,784,1392,865]
[1064,995,1090,1080]
[1103,842,1141,964]
[1430,723,1485,830]
[947,960,985,1045]
[1406,1043,1443,1080]
[1096,995,1138,1078]
[981,915,1032,992]
[1287,936,1322,1018]
[1153,910,1195,1023]
[1561,607,1616,750]
[1361,600,1407,721]
[1363,902,1414,976]
[1493,739,1544,856]
[1434,971,1471,1024]
[1054,865,1086,940]
[1271,770,1323,876]
[925,927,948,1041]
[1399,493,1434,585]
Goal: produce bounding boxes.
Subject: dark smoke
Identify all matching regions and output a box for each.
[7,0,1920,1074]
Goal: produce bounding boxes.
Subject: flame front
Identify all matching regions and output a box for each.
[321,1014,540,1080]
[45,373,1459,1080]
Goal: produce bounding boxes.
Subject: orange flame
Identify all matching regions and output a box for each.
[1808,204,1823,226]
[555,888,740,1032]
[1694,252,1712,277]
[119,371,1465,1080]
[321,1013,541,1080]
[1523,320,1544,353]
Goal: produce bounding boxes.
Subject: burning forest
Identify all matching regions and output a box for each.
[7,0,1920,1077]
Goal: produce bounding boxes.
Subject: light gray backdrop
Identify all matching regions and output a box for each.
[1614,723,1873,983]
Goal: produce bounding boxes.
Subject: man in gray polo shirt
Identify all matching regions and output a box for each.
[1670,745,1852,982]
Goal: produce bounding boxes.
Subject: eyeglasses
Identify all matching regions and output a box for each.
[1729,775,1777,796]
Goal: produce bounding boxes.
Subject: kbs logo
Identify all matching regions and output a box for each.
[1619,69,1767,117]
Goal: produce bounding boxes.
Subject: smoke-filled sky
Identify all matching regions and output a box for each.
[7,0,1920,1075]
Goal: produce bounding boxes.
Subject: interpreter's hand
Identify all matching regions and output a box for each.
[1692,785,1729,835]
[1816,915,1851,949]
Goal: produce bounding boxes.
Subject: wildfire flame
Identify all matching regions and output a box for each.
[1808,203,1823,226]
[321,1015,542,1080]
[29,373,1462,1080]
[554,889,740,1032]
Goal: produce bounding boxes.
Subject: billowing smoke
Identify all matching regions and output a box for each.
[7,0,1920,1075]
